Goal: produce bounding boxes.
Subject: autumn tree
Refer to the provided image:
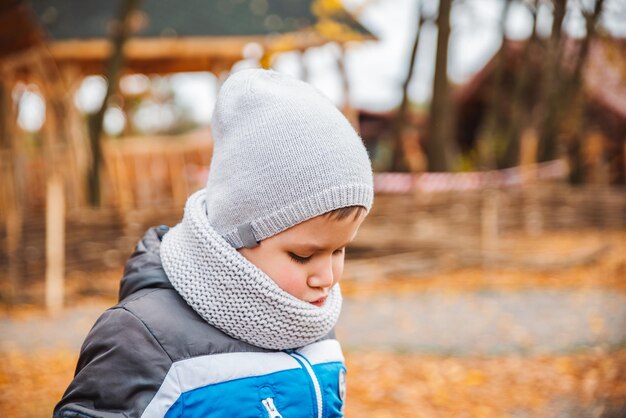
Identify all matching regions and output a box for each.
[537,0,567,162]
[87,0,141,206]
[561,0,606,183]
[475,0,513,169]
[428,0,458,171]
[391,0,432,172]
[503,0,541,168]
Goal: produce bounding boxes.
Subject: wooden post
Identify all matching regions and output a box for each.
[113,146,135,211]
[45,173,65,314]
[168,151,188,206]
[520,127,538,184]
[481,189,499,271]
[0,76,24,304]
[4,180,23,305]
[30,49,71,313]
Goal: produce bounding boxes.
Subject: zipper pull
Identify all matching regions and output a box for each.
[262,397,283,418]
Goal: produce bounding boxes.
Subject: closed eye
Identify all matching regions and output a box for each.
[288,252,310,264]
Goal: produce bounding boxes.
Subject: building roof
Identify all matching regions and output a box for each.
[455,37,626,119]
[31,0,369,39]
[22,0,374,74]
[584,37,626,119]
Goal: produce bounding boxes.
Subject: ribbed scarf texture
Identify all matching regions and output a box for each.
[160,190,343,350]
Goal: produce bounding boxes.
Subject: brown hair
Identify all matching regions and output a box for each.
[323,206,367,221]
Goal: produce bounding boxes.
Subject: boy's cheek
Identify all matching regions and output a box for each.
[333,260,345,284]
[267,267,306,297]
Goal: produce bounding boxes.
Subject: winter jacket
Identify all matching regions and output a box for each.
[54,227,347,418]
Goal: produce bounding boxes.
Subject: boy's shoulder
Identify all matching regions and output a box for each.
[114,286,269,361]
[110,226,270,361]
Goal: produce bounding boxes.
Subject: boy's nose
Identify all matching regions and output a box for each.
[308,263,334,289]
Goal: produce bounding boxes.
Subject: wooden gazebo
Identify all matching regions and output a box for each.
[0,0,375,309]
[0,0,375,214]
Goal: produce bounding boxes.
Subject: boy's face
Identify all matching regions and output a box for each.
[238,211,366,307]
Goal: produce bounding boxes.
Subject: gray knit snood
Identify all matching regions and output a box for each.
[160,190,343,350]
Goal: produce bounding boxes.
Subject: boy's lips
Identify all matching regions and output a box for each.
[309,297,327,307]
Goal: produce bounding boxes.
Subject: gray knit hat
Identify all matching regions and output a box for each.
[205,69,373,249]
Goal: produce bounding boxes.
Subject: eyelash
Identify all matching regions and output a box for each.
[288,253,310,264]
[288,249,345,264]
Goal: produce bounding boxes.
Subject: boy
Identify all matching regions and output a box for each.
[55,69,373,417]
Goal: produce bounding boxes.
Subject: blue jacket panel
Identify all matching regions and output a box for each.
[143,342,346,418]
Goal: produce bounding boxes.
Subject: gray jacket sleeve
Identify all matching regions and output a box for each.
[54,307,173,418]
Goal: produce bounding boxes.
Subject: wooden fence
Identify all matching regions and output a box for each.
[1,183,623,288]
[101,128,212,211]
[0,128,213,307]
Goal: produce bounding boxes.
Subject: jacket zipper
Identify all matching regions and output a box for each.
[261,397,283,418]
[289,352,323,418]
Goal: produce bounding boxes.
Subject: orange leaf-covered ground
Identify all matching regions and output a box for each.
[344,349,626,417]
[1,230,625,417]
[1,348,625,417]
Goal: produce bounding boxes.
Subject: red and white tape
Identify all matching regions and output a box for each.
[374,160,568,193]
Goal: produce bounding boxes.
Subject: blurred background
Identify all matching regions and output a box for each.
[0,0,625,416]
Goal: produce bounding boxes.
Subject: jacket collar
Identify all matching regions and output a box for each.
[118,226,174,301]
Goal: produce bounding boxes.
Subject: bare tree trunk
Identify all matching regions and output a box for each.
[538,0,567,162]
[571,0,604,87]
[476,0,512,169]
[564,0,605,183]
[391,1,428,171]
[428,0,457,172]
[504,0,539,168]
[88,0,141,206]
[335,44,359,130]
